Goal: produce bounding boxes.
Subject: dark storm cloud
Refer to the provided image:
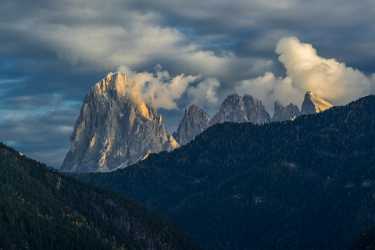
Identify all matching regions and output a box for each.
[130,0,375,71]
[0,0,374,166]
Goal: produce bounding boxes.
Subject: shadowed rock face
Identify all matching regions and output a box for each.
[174,105,209,145]
[209,94,270,126]
[301,91,333,115]
[61,72,178,173]
[176,92,332,145]
[272,102,301,122]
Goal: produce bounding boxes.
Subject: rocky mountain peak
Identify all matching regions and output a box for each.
[272,101,301,122]
[174,104,209,145]
[61,72,178,173]
[243,94,271,124]
[301,91,333,114]
[186,104,206,116]
[209,94,270,126]
[222,94,243,106]
[93,72,152,120]
[94,72,129,97]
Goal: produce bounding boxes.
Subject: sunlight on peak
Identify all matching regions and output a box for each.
[137,101,152,120]
[307,91,333,112]
[95,72,153,120]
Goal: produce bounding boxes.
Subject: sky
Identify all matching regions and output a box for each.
[1,0,375,167]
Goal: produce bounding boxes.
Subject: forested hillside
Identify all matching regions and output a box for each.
[81,95,375,250]
[0,144,197,250]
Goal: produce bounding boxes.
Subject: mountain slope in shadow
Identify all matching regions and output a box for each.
[81,95,375,250]
[0,144,198,250]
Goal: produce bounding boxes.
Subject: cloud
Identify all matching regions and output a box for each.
[102,68,221,111]
[0,93,80,167]
[187,78,221,108]
[1,0,277,86]
[236,37,375,111]
[8,3,235,79]
[236,72,299,112]
[125,69,199,110]
[276,37,373,104]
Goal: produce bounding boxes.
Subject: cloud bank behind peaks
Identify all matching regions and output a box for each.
[187,78,221,109]
[112,66,222,111]
[237,37,375,111]
[277,37,374,104]
[110,68,198,110]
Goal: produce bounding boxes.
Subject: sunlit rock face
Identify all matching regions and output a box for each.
[272,102,301,122]
[209,94,271,126]
[301,91,333,115]
[174,104,209,145]
[61,72,178,173]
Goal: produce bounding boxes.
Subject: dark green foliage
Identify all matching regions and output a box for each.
[0,144,197,250]
[352,229,375,250]
[81,95,375,250]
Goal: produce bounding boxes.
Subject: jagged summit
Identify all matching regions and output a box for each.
[93,72,152,119]
[174,104,209,145]
[186,104,205,114]
[272,101,301,122]
[61,76,339,173]
[94,72,130,98]
[61,72,178,173]
[301,91,333,114]
[209,94,270,126]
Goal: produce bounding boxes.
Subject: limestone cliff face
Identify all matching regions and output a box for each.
[301,91,333,115]
[174,105,209,145]
[61,72,178,173]
[209,94,270,126]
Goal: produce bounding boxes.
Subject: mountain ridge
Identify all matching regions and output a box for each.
[209,94,271,126]
[80,95,375,250]
[61,71,334,173]
[0,142,198,250]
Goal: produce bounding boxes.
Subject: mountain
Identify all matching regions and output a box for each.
[273,91,332,122]
[301,91,333,114]
[272,102,301,122]
[61,72,178,173]
[80,95,375,250]
[174,105,209,145]
[0,143,197,250]
[209,94,270,126]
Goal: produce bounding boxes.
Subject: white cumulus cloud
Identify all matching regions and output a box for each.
[111,67,223,111]
[132,71,199,110]
[236,37,375,111]
[187,78,221,108]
